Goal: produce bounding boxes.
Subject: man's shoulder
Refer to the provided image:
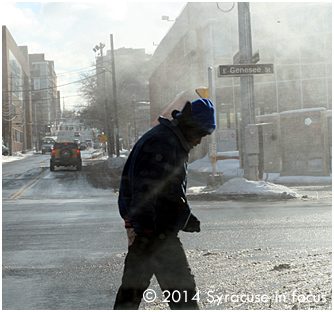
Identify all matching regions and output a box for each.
[144,119,176,139]
[145,124,177,146]
[135,117,189,153]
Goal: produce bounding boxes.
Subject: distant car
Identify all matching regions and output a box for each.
[41,137,55,154]
[2,144,9,156]
[79,142,88,150]
[85,139,92,147]
[74,139,80,145]
[74,131,80,137]
[50,142,82,171]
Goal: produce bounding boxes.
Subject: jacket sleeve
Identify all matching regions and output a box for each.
[128,137,190,233]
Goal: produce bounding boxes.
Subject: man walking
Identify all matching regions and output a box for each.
[114,98,216,310]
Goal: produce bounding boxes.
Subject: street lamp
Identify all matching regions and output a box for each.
[93,43,104,54]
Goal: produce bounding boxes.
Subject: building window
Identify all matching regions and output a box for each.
[40,78,47,89]
[34,78,41,90]
[40,64,47,76]
[9,50,23,101]
[14,129,23,143]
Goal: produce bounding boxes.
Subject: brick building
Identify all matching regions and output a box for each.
[2,26,33,153]
[29,53,59,145]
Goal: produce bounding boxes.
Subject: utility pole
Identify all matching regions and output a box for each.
[63,96,65,115]
[95,42,113,157]
[110,34,120,157]
[238,2,257,180]
[132,99,138,143]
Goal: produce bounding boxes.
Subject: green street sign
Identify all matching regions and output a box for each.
[218,64,274,77]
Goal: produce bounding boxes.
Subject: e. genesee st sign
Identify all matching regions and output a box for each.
[218,64,274,77]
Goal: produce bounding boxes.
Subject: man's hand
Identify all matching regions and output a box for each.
[183,214,200,232]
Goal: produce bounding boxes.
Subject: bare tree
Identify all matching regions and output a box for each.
[77,71,107,131]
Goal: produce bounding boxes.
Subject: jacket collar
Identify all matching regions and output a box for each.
[158,117,190,152]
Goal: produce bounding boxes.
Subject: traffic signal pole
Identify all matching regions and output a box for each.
[208,67,217,176]
[195,69,222,187]
[238,2,257,180]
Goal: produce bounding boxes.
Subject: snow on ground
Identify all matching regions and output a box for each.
[3,150,332,198]
[188,153,331,198]
[189,153,332,184]
[189,153,332,185]
[2,151,35,163]
[216,177,299,198]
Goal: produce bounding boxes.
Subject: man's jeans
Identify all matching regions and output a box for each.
[114,231,199,310]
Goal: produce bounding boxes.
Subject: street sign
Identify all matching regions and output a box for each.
[252,50,260,63]
[195,87,210,99]
[218,64,274,77]
[233,50,259,64]
[233,51,243,64]
[100,135,107,143]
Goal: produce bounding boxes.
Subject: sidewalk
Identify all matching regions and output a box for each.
[2,151,35,164]
[188,153,332,186]
[187,154,332,200]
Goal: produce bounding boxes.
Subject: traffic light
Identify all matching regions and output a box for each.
[195,87,210,99]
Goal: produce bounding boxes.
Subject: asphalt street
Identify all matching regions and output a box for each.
[2,154,332,310]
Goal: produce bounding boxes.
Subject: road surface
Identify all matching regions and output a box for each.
[2,154,332,309]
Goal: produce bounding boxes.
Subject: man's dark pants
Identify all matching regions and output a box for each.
[114,231,199,310]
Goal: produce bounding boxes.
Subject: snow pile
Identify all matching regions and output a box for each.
[2,151,34,163]
[216,178,300,198]
[107,156,126,170]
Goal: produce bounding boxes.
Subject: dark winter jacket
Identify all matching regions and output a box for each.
[118,117,192,234]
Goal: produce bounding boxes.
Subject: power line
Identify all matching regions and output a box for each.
[2,64,95,79]
[2,65,96,91]
[55,65,96,77]
[2,115,18,122]
[3,71,101,94]
[31,94,84,101]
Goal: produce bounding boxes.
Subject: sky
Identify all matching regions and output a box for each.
[1,1,187,110]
